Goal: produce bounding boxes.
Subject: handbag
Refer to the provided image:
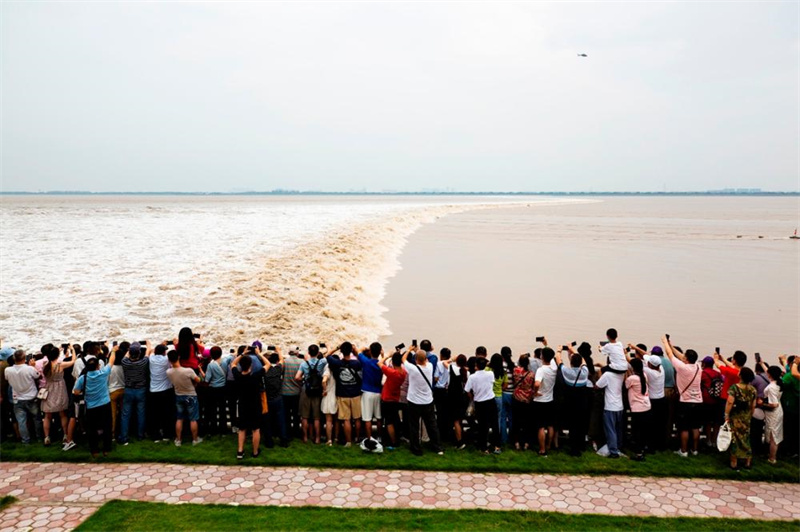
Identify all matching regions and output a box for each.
[36,387,49,400]
[717,421,732,452]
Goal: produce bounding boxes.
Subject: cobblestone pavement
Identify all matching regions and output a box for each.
[1,462,799,530]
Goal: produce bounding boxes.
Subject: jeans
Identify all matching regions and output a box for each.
[120,387,146,442]
[565,386,590,454]
[13,399,43,443]
[433,388,451,442]
[148,388,175,440]
[502,392,513,444]
[649,397,669,451]
[407,401,442,454]
[511,399,533,447]
[603,410,625,456]
[264,396,287,445]
[282,394,300,440]
[204,386,227,435]
[86,402,113,454]
[494,396,507,445]
[630,411,650,455]
[475,398,500,451]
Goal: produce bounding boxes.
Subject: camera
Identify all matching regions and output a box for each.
[600,341,608,347]
[535,336,544,343]
[267,345,276,351]
[319,342,326,348]
[193,333,201,339]
[411,339,417,347]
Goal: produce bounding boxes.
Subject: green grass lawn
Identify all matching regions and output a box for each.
[75,501,800,531]
[2,434,797,482]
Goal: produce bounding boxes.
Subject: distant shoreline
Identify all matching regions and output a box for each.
[2,191,798,197]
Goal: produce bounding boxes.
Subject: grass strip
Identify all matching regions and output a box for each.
[76,500,800,531]
[2,435,797,483]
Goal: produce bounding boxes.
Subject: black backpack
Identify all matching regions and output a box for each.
[305,359,324,397]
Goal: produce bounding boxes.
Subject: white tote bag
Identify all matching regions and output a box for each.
[717,422,732,452]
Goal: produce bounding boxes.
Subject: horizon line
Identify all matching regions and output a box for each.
[2,190,798,196]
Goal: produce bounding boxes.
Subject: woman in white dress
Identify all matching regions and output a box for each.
[321,365,338,446]
[762,366,784,464]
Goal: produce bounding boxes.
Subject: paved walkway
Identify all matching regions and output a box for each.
[1,462,799,530]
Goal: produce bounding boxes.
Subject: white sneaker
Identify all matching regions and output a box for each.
[174,439,182,447]
[674,450,688,458]
[62,441,76,451]
[192,437,203,446]
[690,450,699,456]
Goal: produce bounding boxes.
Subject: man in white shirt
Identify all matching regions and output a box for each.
[465,357,501,454]
[402,349,443,456]
[595,366,626,458]
[5,350,43,443]
[533,347,559,456]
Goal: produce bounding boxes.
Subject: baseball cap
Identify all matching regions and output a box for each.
[129,342,142,357]
[651,346,663,356]
[0,347,15,362]
[645,355,662,367]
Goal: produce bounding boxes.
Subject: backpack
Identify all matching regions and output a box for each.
[708,375,724,400]
[305,359,323,397]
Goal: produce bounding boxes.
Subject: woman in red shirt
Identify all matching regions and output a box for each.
[175,327,204,375]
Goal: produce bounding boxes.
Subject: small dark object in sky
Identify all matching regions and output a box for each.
[577,53,588,57]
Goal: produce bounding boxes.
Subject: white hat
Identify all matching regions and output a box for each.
[645,355,662,367]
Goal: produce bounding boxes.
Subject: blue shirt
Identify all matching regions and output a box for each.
[204,359,227,388]
[73,365,112,409]
[358,353,383,394]
[660,355,676,388]
[299,358,327,380]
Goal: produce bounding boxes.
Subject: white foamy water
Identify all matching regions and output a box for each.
[0,195,580,350]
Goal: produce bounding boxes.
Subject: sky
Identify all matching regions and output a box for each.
[2,1,798,193]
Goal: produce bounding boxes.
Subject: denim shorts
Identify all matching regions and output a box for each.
[175,395,199,422]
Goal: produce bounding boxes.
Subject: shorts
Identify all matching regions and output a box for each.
[175,395,199,422]
[299,391,322,420]
[532,401,555,429]
[382,401,400,427]
[676,402,702,430]
[336,396,362,421]
[361,391,382,421]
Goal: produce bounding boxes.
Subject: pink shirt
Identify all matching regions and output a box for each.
[672,357,702,403]
[625,375,651,412]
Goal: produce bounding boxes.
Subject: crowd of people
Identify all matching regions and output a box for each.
[1,327,798,469]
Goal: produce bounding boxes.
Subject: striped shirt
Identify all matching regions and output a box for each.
[281,356,303,396]
[122,357,149,389]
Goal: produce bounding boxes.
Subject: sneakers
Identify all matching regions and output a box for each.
[437,451,444,456]
[192,438,203,446]
[44,436,51,446]
[674,450,688,458]
[62,441,76,451]
[343,442,352,448]
[236,451,244,460]
[174,439,182,447]
[690,450,699,456]
[455,442,466,450]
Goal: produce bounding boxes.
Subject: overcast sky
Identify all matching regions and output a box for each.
[2,2,798,192]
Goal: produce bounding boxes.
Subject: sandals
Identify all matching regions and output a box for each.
[252,451,260,458]
[236,451,245,460]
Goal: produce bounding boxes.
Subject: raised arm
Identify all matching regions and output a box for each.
[661,335,684,363]
[792,358,800,380]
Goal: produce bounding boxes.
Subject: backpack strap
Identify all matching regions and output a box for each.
[680,365,700,397]
[414,364,434,392]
